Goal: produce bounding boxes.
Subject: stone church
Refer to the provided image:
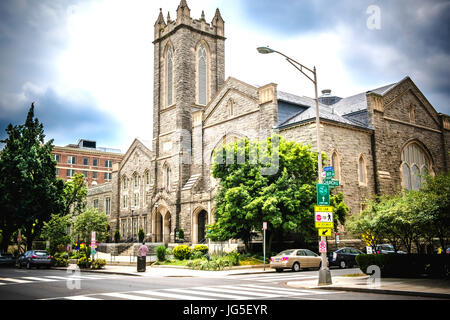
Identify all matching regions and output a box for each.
[87,0,450,245]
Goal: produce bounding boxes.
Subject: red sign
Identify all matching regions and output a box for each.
[263,222,267,230]
[319,241,327,253]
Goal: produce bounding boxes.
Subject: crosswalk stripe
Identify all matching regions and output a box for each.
[225,284,307,295]
[258,276,319,282]
[192,286,279,298]
[100,292,160,300]
[134,290,214,300]
[239,274,317,281]
[21,277,58,282]
[239,284,336,295]
[0,278,32,284]
[166,288,251,300]
[45,276,71,280]
[64,295,103,300]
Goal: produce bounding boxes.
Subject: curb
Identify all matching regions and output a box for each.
[287,283,450,299]
[315,285,450,299]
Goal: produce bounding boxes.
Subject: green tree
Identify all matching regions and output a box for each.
[62,173,88,216]
[73,208,109,243]
[422,172,450,251]
[208,135,348,253]
[0,104,64,251]
[41,214,72,254]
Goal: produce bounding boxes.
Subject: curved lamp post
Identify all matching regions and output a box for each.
[257,46,332,285]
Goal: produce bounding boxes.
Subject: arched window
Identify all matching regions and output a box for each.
[358,155,367,185]
[197,44,208,105]
[166,166,171,192]
[409,105,415,123]
[122,176,128,190]
[133,173,139,188]
[401,142,433,191]
[331,151,340,180]
[166,46,174,106]
[227,99,234,117]
[145,170,150,186]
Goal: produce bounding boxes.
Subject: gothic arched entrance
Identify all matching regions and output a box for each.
[153,205,172,244]
[193,208,208,244]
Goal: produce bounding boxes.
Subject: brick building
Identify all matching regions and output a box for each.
[52,139,123,186]
[87,1,450,244]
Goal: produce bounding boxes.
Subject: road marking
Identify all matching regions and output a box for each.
[0,277,32,284]
[64,295,103,300]
[21,277,58,282]
[100,292,160,300]
[134,290,214,300]
[239,284,337,295]
[192,286,279,298]
[45,276,71,280]
[257,276,319,282]
[166,288,251,300]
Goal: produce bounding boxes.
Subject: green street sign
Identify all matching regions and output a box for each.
[324,179,340,187]
[316,184,330,206]
[324,171,335,181]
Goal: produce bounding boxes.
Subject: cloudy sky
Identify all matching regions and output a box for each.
[0,0,449,152]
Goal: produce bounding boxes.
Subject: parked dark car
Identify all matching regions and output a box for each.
[17,250,52,269]
[374,244,406,254]
[0,253,15,267]
[327,247,363,269]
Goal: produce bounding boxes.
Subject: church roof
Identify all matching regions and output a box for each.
[332,82,397,116]
[276,81,399,130]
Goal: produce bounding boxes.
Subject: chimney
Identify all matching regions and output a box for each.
[318,89,342,106]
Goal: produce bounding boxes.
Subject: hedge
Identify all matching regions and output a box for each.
[356,254,450,278]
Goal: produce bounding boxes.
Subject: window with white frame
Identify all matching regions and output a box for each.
[401,142,433,191]
[67,156,76,164]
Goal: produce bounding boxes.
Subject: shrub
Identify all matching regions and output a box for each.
[227,252,240,266]
[191,251,205,260]
[91,259,106,270]
[138,229,145,243]
[156,245,167,261]
[356,254,450,278]
[193,244,209,255]
[77,256,92,269]
[177,229,185,241]
[114,230,121,243]
[53,252,69,267]
[173,245,192,260]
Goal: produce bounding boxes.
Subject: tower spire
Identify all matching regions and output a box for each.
[154,8,166,27]
[176,0,191,23]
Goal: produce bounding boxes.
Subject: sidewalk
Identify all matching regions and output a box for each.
[59,263,274,278]
[286,275,450,299]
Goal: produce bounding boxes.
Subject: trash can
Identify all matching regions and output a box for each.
[137,256,146,272]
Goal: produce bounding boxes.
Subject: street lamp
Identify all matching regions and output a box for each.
[257,46,332,285]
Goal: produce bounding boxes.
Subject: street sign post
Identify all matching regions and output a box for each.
[316,184,330,206]
[263,222,267,271]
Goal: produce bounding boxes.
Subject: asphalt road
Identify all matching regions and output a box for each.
[0,266,443,301]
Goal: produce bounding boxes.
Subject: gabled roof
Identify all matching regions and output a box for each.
[332,83,397,116]
[276,91,366,129]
